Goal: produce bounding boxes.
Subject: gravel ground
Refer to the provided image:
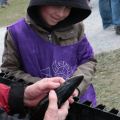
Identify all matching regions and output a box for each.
[84,0,120,54]
[0,0,120,62]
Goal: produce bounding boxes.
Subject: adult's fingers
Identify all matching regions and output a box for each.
[58,100,69,120]
[44,90,58,120]
[49,77,65,84]
[24,77,65,103]
[36,77,65,90]
[60,100,69,111]
[48,90,58,110]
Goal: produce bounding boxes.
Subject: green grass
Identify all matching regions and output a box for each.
[93,49,120,109]
[0,0,27,27]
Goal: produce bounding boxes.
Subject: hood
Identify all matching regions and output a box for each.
[27,0,91,29]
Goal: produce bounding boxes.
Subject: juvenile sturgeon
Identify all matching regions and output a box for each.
[30,76,84,120]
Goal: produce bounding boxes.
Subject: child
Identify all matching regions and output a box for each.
[1,0,97,106]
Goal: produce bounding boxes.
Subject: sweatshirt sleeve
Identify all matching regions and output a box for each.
[72,26,97,95]
[0,82,28,120]
[0,82,27,115]
[1,31,40,83]
[8,82,26,114]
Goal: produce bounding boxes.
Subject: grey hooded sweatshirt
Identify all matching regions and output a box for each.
[1,0,97,95]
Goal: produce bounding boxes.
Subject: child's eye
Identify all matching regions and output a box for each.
[66,6,71,9]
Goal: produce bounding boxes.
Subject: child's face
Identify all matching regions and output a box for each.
[40,5,71,26]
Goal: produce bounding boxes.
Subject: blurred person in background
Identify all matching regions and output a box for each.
[0,0,9,8]
[0,0,5,8]
[99,0,120,35]
[4,0,9,5]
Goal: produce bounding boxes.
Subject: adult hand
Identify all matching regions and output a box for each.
[24,77,64,107]
[44,90,69,120]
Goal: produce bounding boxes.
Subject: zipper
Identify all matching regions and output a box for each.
[48,34,52,41]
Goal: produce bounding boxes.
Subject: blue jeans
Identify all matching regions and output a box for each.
[0,0,5,5]
[99,0,120,28]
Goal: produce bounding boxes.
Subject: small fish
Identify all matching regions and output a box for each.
[30,76,84,120]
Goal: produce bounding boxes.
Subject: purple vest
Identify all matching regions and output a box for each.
[8,19,96,106]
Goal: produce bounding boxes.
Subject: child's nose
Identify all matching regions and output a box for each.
[57,9,65,18]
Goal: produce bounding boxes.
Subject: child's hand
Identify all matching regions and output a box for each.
[68,89,79,103]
